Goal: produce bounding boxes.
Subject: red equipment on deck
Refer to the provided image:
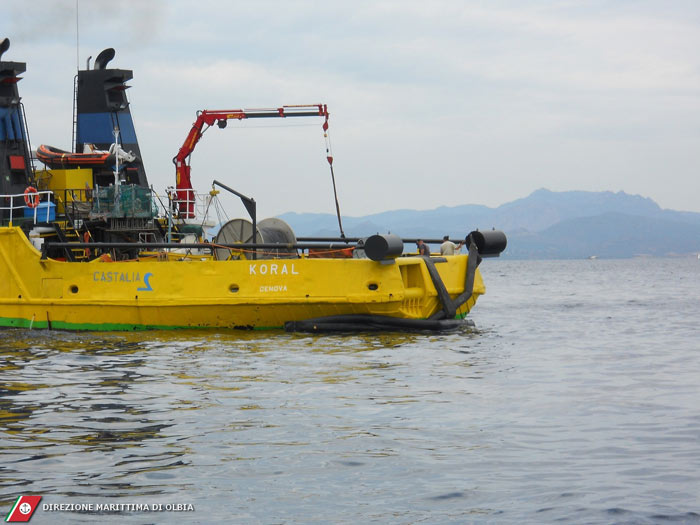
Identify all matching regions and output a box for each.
[173,104,329,218]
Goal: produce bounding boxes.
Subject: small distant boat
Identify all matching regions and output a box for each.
[588,255,598,260]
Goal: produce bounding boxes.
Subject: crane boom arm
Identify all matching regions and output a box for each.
[173,104,329,218]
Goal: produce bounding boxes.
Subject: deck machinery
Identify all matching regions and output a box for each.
[0,38,507,332]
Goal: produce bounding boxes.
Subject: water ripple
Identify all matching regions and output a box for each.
[2,259,700,523]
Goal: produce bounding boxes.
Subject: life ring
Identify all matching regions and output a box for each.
[24,186,39,208]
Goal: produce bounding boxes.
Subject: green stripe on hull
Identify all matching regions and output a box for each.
[0,314,465,331]
[0,317,281,331]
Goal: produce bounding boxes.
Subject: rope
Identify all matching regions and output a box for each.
[212,195,230,233]
[199,191,216,234]
[323,123,345,238]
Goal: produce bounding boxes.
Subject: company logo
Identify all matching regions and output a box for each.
[5,495,41,522]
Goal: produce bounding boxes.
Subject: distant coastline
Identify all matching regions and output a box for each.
[278,189,700,259]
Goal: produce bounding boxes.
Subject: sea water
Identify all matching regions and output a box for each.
[1,258,699,524]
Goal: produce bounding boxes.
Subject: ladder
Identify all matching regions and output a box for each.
[71,74,78,152]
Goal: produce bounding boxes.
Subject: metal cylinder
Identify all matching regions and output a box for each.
[466,230,507,256]
[364,233,404,261]
[257,218,297,259]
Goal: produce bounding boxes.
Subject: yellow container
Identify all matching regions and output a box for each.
[36,168,93,213]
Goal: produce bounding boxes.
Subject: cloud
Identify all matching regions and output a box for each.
[4,0,166,48]
[6,0,700,214]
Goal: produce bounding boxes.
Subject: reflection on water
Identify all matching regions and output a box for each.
[1,331,181,502]
[2,260,700,524]
[1,327,459,517]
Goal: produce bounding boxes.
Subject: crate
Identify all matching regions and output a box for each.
[24,201,56,222]
[91,184,156,219]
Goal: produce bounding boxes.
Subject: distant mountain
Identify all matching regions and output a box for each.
[506,212,700,259]
[493,188,662,231]
[279,205,493,238]
[277,189,700,259]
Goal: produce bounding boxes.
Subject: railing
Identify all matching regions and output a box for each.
[55,188,93,218]
[153,191,215,222]
[1,185,218,228]
[0,190,54,226]
[52,186,209,222]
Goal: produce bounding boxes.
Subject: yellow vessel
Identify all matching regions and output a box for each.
[0,40,505,331]
[0,225,489,331]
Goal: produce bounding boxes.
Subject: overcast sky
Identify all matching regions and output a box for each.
[3,0,700,218]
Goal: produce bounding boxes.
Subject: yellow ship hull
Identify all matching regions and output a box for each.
[0,227,484,331]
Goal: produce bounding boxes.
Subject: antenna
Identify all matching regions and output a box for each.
[75,0,80,72]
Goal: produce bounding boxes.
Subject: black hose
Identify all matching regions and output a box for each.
[284,314,474,333]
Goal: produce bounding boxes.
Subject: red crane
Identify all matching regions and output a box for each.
[173,104,330,218]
